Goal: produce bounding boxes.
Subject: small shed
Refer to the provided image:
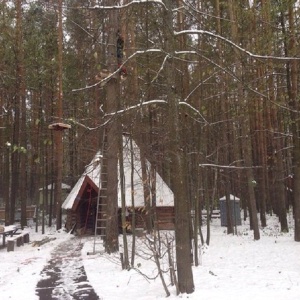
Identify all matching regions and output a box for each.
[62,152,102,234]
[62,137,175,235]
[219,194,241,226]
[39,183,71,206]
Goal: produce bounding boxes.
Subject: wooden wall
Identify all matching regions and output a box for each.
[64,206,175,235]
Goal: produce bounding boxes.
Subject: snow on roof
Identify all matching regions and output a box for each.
[219,194,240,201]
[119,136,174,207]
[62,152,102,210]
[62,137,174,211]
[39,183,71,191]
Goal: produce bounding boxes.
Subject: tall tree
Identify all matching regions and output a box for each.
[228,0,260,240]
[285,2,300,241]
[9,0,22,224]
[16,0,27,228]
[54,0,64,230]
[104,0,121,253]
[163,0,194,294]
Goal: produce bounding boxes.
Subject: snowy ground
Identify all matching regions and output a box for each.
[0,214,299,300]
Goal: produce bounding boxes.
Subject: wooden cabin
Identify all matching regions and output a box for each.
[62,138,175,235]
[62,152,101,234]
[39,183,71,206]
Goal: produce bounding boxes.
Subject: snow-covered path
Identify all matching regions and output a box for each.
[35,237,99,300]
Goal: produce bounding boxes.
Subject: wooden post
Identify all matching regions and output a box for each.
[120,252,125,270]
[16,236,24,247]
[7,240,14,252]
[24,233,30,243]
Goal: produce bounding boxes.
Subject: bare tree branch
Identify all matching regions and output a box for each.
[72,49,165,92]
[199,163,263,169]
[87,0,167,11]
[175,30,300,61]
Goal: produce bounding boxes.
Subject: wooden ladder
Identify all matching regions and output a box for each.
[92,129,108,254]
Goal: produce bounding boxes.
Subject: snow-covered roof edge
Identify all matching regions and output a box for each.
[39,183,71,191]
[62,138,174,210]
[62,152,102,210]
[219,194,240,201]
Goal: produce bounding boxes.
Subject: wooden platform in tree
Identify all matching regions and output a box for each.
[48,122,71,131]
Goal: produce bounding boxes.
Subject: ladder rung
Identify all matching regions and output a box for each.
[93,137,109,253]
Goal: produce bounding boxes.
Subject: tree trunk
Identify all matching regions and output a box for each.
[285,5,300,241]
[105,1,120,253]
[55,0,64,230]
[130,136,136,267]
[163,0,194,294]
[10,0,24,225]
[228,0,260,240]
[141,150,153,233]
[16,0,27,229]
[4,137,10,226]
[242,119,260,240]
[119,135,129,268]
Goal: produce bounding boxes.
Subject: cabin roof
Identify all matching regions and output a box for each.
[39,183,71,191]
[62,137,174,211]
[62,152,101,210]
[219,194,240,201]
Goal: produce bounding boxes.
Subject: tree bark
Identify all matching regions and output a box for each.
[163,0,194,294]
[55,0,64,230]
[105,1,120,253]
[10,0,26,225]
[285,4,300,241]
[17,0,27,229]
[228,0,260,240]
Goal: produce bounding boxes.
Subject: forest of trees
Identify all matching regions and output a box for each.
[1,0,300,294]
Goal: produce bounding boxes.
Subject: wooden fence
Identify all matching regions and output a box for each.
[0,206,36,222]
